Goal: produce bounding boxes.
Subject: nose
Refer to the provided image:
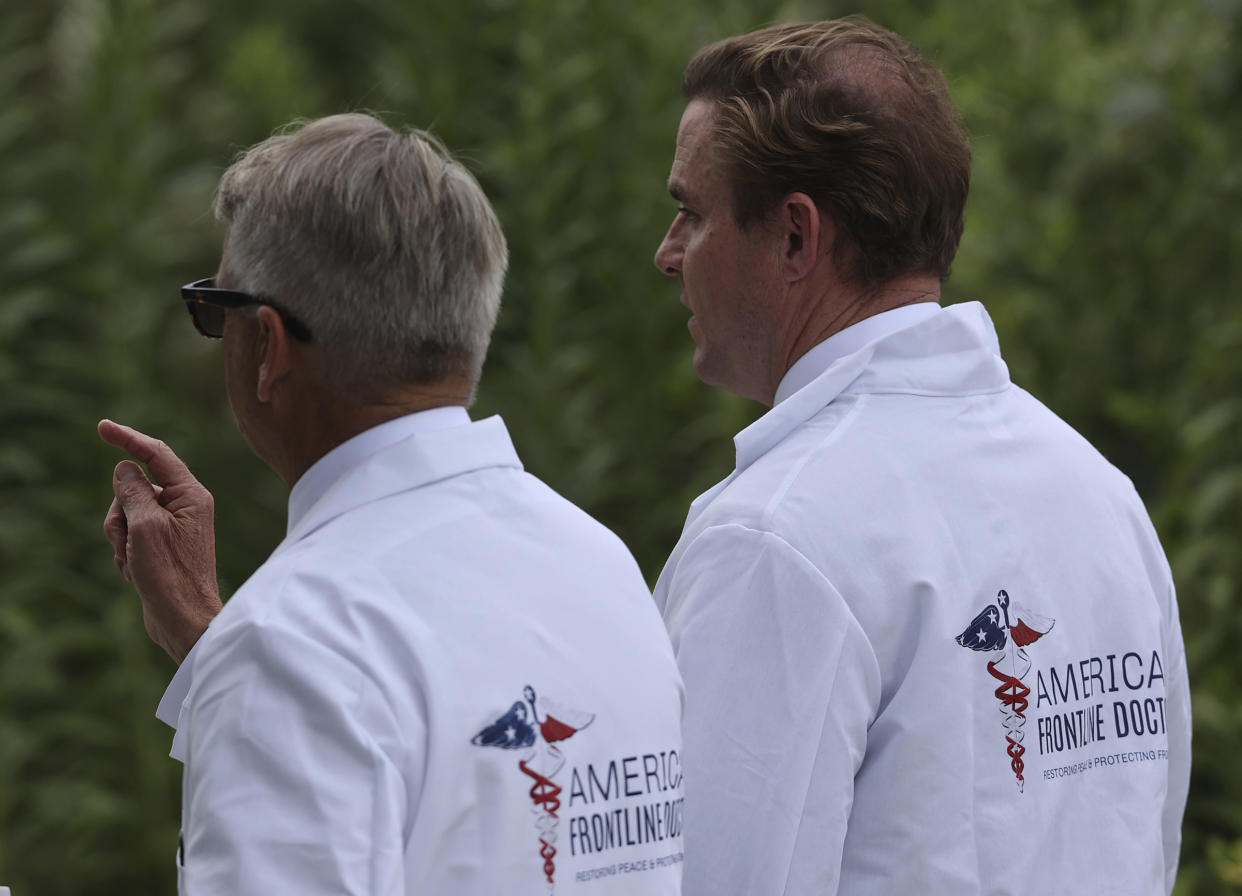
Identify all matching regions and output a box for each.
[654,223,681,277]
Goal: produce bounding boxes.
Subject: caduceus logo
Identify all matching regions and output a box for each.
[472,685,594,889]
[955,590,1054,791]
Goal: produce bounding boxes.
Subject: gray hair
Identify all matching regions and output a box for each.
[214,112,508,395]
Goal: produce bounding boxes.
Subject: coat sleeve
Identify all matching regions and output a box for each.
[661,523,880,896]
[179,620,411,895]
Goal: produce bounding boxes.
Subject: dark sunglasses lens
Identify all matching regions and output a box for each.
[189,300,227,338]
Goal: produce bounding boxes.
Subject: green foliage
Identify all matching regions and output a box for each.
[1,0,1238,892]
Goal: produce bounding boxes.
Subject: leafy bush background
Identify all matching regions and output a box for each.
[1,0,1238,892]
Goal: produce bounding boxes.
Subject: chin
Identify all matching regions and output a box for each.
[691,353,722,388]
[693,356,766,403]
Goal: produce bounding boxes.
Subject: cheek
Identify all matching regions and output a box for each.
[221,333,258,406]
[682,229,723,280]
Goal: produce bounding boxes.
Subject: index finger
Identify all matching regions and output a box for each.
[98,419,196,488]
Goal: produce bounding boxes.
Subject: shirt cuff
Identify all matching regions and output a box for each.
[156,642,199,729]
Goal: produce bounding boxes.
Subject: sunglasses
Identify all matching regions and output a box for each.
[180,278,314,342]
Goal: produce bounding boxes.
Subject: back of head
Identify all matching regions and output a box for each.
[684,17,971,290]
[215,113,508,397]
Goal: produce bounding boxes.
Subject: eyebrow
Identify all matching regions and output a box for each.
[668,182,687,203]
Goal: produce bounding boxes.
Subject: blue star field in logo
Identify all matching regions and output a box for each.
[955,603,1008,651]
[471,700,536,749]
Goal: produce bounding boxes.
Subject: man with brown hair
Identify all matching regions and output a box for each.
[652,17,1189,895]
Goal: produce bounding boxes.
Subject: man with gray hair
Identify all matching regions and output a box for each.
[652,17,1190,895]
[100,113,684,894]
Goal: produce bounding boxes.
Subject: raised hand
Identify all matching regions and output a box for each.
[99,419,223,664]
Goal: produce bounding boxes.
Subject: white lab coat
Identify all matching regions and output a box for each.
[654,302,1190,896]
[163,412,685,894]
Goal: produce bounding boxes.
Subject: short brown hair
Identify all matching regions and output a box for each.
[684,17,971,289]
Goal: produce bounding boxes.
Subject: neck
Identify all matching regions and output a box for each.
[271,378,474,487]
[772,272,941,401]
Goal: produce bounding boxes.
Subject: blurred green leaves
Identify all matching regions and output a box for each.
[2,0,1239,892]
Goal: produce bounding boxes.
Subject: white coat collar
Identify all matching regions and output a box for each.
[773,303,942,405]
[738,301,1008,472]
[737,301,1008,472]
[685,302,1009,524]
[287,406,471,537]
[285,413,523,544]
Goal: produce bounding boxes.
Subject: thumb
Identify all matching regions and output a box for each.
[113,461,158,513]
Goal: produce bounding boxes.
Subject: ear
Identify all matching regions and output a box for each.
[779,192,827,283]
[253,305,296,404]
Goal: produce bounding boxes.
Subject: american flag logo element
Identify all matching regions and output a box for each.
[472,685,594,889]
[955,589,1054,791]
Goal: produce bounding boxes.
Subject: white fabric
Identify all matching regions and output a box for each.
[157,407,473,752]
[654,301,1190,896]
[164,412,685,895]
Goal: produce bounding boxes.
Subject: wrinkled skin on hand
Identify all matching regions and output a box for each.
[99,419,223,664]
